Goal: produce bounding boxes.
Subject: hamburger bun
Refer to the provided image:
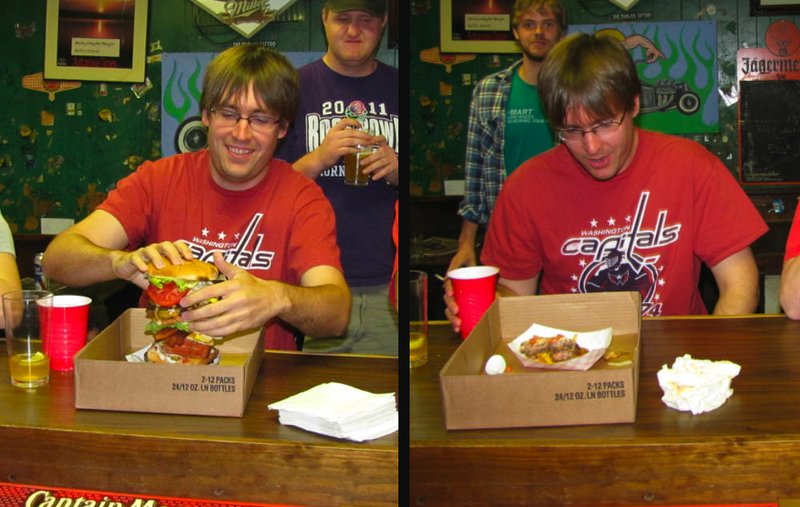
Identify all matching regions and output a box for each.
[146,259,218,281]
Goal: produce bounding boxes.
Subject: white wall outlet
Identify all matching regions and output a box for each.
[41,218,74,235]
[444,180,465,196]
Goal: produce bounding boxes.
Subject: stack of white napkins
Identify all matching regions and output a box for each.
[268,382,398,442]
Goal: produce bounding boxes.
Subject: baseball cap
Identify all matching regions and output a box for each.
[324,0,387,17]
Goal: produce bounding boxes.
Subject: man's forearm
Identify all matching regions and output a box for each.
[710,248,760,316]
[782,257,800,318]
[457,219,479,249]
[714,284,759,315]
[280,283,352,337]
[43,233,120,287]
[291,151,326,179]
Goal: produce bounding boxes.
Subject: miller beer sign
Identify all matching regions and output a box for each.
[188,0,299,38]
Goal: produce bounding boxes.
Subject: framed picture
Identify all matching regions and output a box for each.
[751,0,800,16]
[44,0,149,83]
[440,0,520,54]
[388,0,399,49]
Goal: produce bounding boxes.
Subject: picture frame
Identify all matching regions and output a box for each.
[388,0,399,49]
[44,0,149,83]
[440,0,520,54]
[750,0,800,16]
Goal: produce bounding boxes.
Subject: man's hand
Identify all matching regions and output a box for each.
[447,244,477,273]
[308,118,373,170]
[449,219,479,273]
[180,252,283,337]
[112,241,195,288]
[361,135,399,186]
[443,279,463,334]
[180,252,350,338]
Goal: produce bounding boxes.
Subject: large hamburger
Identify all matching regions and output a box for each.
[144,259,220,364]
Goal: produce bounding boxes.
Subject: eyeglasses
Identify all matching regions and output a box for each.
[556,112,626,143]
[209,107,281,133]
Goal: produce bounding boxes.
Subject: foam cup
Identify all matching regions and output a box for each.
[447,266,499,339]
[41,295,92,371]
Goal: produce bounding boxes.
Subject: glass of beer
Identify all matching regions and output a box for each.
[3,290,52,388]
[344,127,376,186]
[409,270,428,368]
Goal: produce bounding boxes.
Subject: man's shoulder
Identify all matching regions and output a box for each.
[497,148,571,198]
[639,128,699,147]
[298,58,396,81]
[129,150,202,175]
[273,158,309,182]
[476,60,521,86]
[471,61,519,100]
[638,129,713,159]
[270,159,327,193]
[375,60,398,75]
[297,58,326,76]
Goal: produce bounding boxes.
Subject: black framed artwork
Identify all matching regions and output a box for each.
[751,0,800,16]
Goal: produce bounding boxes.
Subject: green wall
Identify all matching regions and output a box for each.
[0,0,396,234]
[409,0,797,196]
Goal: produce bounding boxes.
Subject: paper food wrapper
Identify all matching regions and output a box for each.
[125,344,222,365]
[657,354,741,415]
[508,323,612,371]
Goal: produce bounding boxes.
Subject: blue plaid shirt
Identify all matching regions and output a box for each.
[457,61,520,225]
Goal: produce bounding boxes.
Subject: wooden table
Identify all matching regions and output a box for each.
[0,347,398,506]
[411,317,800,506]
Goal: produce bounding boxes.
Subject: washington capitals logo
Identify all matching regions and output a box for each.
[562,192,680,316]
[184,213,276,271]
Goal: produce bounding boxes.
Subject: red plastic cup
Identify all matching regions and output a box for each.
[448,266,499,339]
[41,295,92,371]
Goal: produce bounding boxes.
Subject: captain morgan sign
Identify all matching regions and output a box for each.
[0,481,301,507]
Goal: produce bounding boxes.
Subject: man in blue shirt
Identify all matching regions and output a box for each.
[276,0,399,355]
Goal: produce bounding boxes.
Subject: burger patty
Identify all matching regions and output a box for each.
[519,334,587,363]
[162,339,213,360]
[154,328,213,360]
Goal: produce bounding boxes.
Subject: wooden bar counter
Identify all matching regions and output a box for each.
[411,317,800,506]
[0,347,398,506]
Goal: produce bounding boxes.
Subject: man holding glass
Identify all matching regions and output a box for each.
[277,0,398,355]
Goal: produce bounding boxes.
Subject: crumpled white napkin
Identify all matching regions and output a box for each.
[267,382,398,442]
[657,354,741,415]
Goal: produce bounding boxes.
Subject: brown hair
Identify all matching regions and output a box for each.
[512,0,567,33]
[538,32,641,129]
[199,45,298,123]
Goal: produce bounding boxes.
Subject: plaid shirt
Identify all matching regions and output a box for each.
[457,61,521,225]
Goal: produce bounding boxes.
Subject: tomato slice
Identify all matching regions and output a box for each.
[146,282,188,307]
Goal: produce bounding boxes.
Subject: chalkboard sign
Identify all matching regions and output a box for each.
[740,79,800,184]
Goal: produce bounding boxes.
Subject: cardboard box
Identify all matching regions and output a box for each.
[74,309,263,417]
[440,292,641,430]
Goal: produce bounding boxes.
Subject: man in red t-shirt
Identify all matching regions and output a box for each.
[779,210,800,317]
[446,32,767,332]
[42,46,350,350]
